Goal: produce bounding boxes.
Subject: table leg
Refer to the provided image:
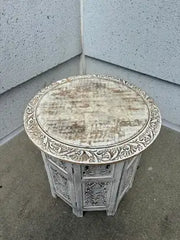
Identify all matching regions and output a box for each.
[72,164,83,217]
[72,207,83,217]
[106,161,125,216]
[41,151,57,198]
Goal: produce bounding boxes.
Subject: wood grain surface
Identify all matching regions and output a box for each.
[36,77,149,148]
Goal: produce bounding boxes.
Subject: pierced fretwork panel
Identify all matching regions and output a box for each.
[83,181,111,208]
[45,154,68,174]
[82,164,113,178]
[49,164,71,202]
[120,156,139,194]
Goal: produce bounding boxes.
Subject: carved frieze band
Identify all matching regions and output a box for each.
[24,75,161,164]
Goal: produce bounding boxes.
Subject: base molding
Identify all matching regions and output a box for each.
[162,120,180,133]
[0,125,24,146]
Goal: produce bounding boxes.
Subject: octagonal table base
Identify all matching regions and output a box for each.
[41,152,141,217]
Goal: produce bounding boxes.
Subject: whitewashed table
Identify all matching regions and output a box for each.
[24,75,161,217]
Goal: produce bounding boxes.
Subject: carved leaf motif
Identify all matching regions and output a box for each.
[82,164,112,177]
[24,75,161,164]
[46,154,68,172]
[50,165,70,201]
[84,181,110,207]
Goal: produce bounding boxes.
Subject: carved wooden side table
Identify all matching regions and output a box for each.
[24,75,161,217]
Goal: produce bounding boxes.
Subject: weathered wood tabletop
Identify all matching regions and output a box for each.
[24,75,161,164]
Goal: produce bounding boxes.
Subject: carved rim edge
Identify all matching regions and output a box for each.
[24,74,162,164]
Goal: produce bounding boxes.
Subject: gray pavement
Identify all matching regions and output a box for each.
[0,126,180,240]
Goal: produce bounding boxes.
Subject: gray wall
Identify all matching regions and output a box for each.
[0,0,81,94]
[0,0,81,143]
[84,0,180,85]
[0,56,80,143]
[84,0,180,130]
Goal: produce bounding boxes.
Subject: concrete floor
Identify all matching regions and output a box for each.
[0,126,180,240]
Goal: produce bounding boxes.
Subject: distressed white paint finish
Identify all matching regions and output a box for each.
[24,75,161,216]
[24,75,161,164]
[43,151,141,217]
[36,76,149,147]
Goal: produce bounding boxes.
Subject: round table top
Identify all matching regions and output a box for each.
[24,75,161,164]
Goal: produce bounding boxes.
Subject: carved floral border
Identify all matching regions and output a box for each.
[24,75,161,164]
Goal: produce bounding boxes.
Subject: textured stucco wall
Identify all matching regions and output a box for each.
[84,0,180,85]
[86,57,180,131]
[1,0,180,142]
[0,56,80,142]
[0,0,81,94]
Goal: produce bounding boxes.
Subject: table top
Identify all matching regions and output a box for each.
[24,75,161,164]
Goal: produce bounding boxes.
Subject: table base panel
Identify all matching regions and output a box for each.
[41,152,141,217]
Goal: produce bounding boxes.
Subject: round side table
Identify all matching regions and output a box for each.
[24,75,161,217]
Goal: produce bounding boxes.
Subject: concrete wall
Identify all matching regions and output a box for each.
[0,0,81,94]
[84,0,180,130]
[0,56,80,144]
